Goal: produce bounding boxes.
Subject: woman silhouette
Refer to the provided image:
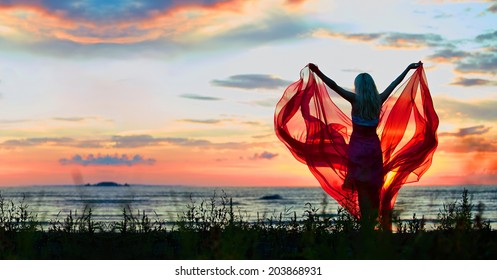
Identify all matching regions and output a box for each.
[275,62,438,230]
[309,62,420,228]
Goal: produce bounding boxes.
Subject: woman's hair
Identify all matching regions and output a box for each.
[354,73,381,120]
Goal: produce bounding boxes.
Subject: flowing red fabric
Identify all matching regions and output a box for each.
[274,65,438,218]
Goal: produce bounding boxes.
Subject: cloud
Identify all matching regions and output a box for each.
[437,136,497,153]
[0,0,180,22]
[0,136,104,149]
[0,0,313,57]
[420,29,497,74]
[178,119,224,124]
[251,151,279,160]
[435,97,497,121]
[427,49,469,63]
[111,134,256,150]
[0,134,268,150]
[316,28,497,77]
[380,32,444,48]
[164,137,261,150]
[73,140,109,149]
[177,118,268,126]
[314,30,446,49]
[111,135,211,148]
[51,116,111,123]
[0,119,32,124]
[111,135,162,148]
[0,137,74,148]
[179,93,222,101]
[0,136,105,149]
[439,125,491,137]
[59,154,156,166]
[252,134,273,139]
[450,77,497,87]
[0,1,227,44]
[433,12,453,19]
[242,121,266,126]
[427,45,497,74]
[341,33,383,42]
[454,50,497,74]
[212,74,291,90]
[52,117,87,122]
[475,30,497,42]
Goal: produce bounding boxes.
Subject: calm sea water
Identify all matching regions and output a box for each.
[1,185,496,229]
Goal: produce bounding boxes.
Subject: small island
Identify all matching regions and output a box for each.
[84,181,130,187]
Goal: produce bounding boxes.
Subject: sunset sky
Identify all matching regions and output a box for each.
[0,0,496,187]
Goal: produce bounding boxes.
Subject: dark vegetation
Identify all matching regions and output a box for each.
[0,189,495,259]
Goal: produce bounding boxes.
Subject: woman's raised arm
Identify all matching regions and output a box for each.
[380,62,422,103]
[308,63,356,103]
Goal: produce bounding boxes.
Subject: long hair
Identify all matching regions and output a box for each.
[354,73,381,120]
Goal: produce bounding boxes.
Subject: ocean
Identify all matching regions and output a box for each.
[1,185,496,229]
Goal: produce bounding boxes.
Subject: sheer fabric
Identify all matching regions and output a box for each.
[274,65,438,219]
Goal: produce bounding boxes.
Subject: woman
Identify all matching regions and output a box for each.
[274,62,437,230]
[309,62,420,228]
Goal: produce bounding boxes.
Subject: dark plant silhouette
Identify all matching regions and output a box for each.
[435,189,491,231]
[1,190,495,259]
[0,193,39,232]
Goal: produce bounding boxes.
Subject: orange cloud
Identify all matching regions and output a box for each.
[0,5,88,40]
[0,0,308,45]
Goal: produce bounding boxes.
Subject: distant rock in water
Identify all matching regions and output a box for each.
[259,194,283,200]
[84,182,130,187]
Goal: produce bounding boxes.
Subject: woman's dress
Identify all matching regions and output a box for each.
[274,65,438,219]
[344,120,383,212]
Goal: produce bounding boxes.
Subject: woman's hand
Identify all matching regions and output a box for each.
[408,61,422,70]
[308,63,319,73]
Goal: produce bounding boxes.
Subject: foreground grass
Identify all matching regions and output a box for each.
[1,190,495,259]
